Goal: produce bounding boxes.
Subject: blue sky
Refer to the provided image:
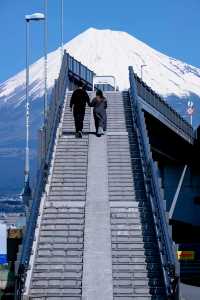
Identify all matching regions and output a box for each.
[0,0,200,83]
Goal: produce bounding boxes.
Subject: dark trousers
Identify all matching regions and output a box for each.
[93,112,107,132]
[73,109,85,133]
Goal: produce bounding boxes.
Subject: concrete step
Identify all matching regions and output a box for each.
[43,207,84,213]
[47,196,86,202]
[30,288,82,296]
[36,256,83,264]
[50,187,86,192]
[27,91,167,299]
[108,92,165,299]
[50,182,87,188]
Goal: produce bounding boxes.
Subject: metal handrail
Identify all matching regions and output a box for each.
[67,53,95,88]
[93,75,116,91]
[134,72,196,143]
[15,162,45,299]
[15,52,68,300]
[129,66,178,298]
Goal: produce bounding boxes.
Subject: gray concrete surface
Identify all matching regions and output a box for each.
[82,115,113,300]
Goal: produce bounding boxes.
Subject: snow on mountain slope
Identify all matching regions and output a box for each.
[0,28,200,126]
[1,27,200,195]
[68,28,200,98]
[1,27,200,110]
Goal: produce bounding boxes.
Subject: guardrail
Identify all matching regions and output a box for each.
[133,71,195,143]
[15,51,94,299]
[129,66,179,299]
[68,54,94,87]
[93,75,116,91]
[39,51,94,166]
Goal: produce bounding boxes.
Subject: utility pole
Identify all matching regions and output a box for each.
[141,64,147,81]
[61,0,64,64]
[24,13,45,209]
[44,0,48,123]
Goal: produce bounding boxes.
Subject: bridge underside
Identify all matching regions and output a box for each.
[144,112,193,164]
[143,109,200,287]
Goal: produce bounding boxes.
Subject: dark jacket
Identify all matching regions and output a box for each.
[70,88,90,112]
[90,97,107,131]
[90,97,107,114]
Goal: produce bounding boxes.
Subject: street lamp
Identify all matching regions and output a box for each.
[24,13,45,206]
[44,1,48,122]
[25,13,45,21]
[141,64,147,81]
[44,0,64,65]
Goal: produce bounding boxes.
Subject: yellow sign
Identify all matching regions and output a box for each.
[177,251,195,261]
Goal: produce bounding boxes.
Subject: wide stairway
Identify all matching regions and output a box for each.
[24,91,167,299]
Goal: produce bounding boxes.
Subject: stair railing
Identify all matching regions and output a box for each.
[134,72,195,144]
[129,66,179,299]
[15,51,69,300]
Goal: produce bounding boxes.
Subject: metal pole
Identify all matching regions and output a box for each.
[25,20,30,184]
[44,0,48,123]
[169,165,188,219]
[61,0,64,63]
[43,0,48,161]
[187,101,194,127]
[141,64,147,81]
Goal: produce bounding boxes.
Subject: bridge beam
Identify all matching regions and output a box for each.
[169,165,188,220]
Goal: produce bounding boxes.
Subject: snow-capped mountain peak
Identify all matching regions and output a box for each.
[1,27,200,125]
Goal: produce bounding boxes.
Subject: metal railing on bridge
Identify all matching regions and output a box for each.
[133,71,195,143]
[15,51,94,299]
[39,52,94,166]
[68,54,94,86]
[129,66,179,299]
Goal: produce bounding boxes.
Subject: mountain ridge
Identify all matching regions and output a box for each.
[1,28,200,109]
[0,27,200,195]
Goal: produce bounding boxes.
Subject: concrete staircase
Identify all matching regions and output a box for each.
[108,91,166,299]
[23,91,167,299]
[27,93,90,299]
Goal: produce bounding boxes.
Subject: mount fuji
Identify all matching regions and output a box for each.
[1,27,200,196]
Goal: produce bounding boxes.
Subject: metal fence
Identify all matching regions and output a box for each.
[68,54,94,86]
[15,51,94,299]
[39,52,94,166]
[134,72,195,142]
[94,84,115,91]
[129,66,179,299]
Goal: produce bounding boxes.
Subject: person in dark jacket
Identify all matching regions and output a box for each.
[90,89,107,137]
[70,81,90,138]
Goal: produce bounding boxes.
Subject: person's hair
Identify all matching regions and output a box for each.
[96,89,104,99]
[77,81,83,88]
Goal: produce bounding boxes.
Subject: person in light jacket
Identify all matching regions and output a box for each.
[90,89,107,137]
